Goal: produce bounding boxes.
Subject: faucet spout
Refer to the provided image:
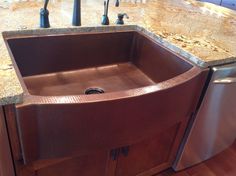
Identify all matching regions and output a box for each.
[43,0,49,10]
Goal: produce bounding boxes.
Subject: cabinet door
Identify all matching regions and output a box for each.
[115,124,181,176]
[35,151,109,176]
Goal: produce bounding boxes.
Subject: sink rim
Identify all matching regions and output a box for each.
[18,67,202,106]
[3,26,202,105]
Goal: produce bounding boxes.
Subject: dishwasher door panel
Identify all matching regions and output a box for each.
[174,63,236,171]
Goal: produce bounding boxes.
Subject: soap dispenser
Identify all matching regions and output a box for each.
[116,13,129,25]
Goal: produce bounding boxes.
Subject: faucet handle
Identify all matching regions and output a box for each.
[115,0,120,7]
[116,13,129,25]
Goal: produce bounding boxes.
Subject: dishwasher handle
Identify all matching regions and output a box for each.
[213,77,236,84]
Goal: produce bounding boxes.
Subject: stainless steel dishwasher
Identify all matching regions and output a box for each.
[174,62,236,170]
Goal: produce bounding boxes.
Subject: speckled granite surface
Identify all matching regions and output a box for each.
[1,0,236,105]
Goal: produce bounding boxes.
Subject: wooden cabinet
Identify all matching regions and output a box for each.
[21,123,185,176]
[36,151,109,176]
[115,124,180,176]
[0,106,15,176]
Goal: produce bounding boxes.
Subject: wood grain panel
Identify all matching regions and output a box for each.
[37,151,109,176]
[0,106,15,176]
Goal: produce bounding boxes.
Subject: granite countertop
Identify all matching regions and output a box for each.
[0,0,236,105]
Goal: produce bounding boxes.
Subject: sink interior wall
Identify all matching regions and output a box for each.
[6,31,193,96]
[131,32,192,83]
[7,32,135,77]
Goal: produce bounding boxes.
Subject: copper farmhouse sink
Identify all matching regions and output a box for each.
[3,28,208,175]
[7,30,192,96]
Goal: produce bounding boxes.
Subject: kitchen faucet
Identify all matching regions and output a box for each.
[102,0,120,25]
[40,0,81,28]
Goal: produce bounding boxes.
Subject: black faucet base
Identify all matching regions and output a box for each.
[40,0,81,28]
[40,8,50,28]
[101,15,109,25]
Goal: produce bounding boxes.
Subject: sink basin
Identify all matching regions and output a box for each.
[6,30,192,96]
[3,28,208,168]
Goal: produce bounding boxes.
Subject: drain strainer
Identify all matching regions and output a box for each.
[84,87,105,95]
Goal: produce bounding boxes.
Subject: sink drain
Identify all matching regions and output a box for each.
[84,87,105,95]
